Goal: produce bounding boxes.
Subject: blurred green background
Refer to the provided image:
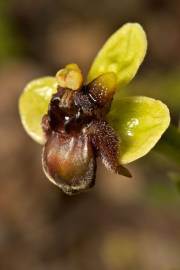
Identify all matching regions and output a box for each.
[0,0,180,269]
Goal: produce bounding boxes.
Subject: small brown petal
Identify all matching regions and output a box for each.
[88,72,117,106]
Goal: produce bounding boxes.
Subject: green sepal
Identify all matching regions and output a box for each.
[19,77,57,144]
[88,23,147,88]
[107,96,170,164]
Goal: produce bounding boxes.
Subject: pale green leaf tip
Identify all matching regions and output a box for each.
[87,22,148,87]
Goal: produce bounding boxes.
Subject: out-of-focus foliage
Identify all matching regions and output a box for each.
[169,172,180,194]
[0,1,22,62]
[155,125,180,165]
[126,71,180,115]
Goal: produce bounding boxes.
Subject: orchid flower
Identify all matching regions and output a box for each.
[19,23,170,195]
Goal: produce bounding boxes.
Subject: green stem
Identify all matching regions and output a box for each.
[155,125,180,165]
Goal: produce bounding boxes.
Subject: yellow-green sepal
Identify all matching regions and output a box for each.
[19,77,57,144]
[107,96,170,164]
[88,23,147,88]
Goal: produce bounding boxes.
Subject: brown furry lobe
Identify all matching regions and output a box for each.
[42,69,131,195]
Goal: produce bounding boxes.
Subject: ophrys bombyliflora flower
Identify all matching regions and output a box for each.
[19,23,170,195]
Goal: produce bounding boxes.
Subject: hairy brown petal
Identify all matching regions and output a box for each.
[42,131,96,195]
[89,120,131,178]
